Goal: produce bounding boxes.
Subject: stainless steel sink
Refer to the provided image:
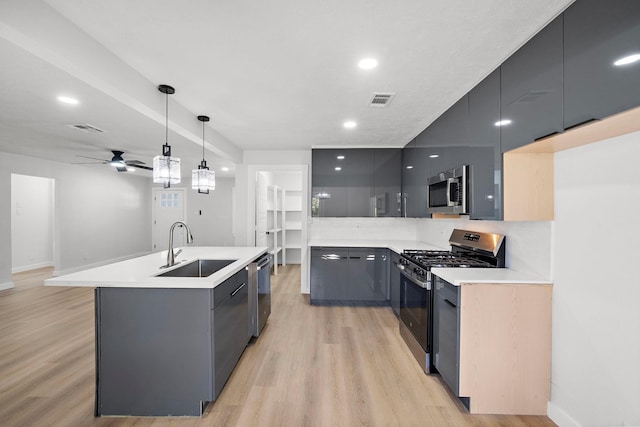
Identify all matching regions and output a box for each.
[157,259,236,277]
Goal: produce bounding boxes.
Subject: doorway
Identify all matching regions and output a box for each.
[10,174,55,273]
[152,188,187,252]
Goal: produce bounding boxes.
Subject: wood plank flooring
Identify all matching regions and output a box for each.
[0,266,557,427]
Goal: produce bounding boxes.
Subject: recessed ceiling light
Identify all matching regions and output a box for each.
[57,95,79,105]
[221,166,230,172]
[358,58,378,70]
[337,155,345,160]
[429,154,439,158]
[494,119,512,127]
[614,53,640,66]
[343,121,357,129]
[335,167,342,171]
[406,165,414,169]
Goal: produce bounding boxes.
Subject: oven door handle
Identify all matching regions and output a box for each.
[400,268,431,290]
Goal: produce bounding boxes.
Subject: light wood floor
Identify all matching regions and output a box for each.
[0,266,557,427]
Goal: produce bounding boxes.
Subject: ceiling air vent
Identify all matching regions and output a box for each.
[68,124,106,133]
[369,93,395,107]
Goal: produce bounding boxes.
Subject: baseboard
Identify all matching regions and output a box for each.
[12,261,55,274]
[548,401,582,427]
[0,281,15,291]
[53,251,152,277]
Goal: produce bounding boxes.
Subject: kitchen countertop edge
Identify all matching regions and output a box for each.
[431,267,552,286]
[44,246,269,289]
[308,239,443,253]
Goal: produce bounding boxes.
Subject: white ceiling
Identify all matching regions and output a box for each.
[0,0,574,177]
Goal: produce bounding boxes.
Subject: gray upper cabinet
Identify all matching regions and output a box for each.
[401,140,430,218]
[312,149,348,217]
[563,0,640,129]
[467,69,502,220]
[500,15,564,152]
[312,148,401,217]
[374,149,402,217]
[345,149,375,217]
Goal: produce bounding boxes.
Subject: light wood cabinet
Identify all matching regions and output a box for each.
[503,104,640,220]
[458,283,552,415]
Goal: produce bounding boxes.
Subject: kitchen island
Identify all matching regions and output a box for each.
[45,246,268,417]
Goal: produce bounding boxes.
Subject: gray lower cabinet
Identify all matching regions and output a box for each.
[95,269,249,417]
[212,269,250,398]
[500,14,564,152]
[310,247,349,301]
[311,247,387,305]
[563,0,640,129]
[389,251,401,317]
[433,276,463,405]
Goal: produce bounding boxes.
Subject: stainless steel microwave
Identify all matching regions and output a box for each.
[427,165,469,215]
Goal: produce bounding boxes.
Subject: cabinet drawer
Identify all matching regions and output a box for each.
[212,268,248,308]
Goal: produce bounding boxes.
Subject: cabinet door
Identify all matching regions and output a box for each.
[213,272,249,398]
[468,69,502,220]
[310,248,349,302]
[500,15,564,152]
[433,277,460,396]
[374,149,402,217]
[402,140,430,218]
[312,149,347,217]
[345,149,375,217]
[564,0,640,129]
[389,251,401,316]
[347,247,377,301]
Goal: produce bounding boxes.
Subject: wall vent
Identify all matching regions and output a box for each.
[369,93,395,107]
[68,124,106,133]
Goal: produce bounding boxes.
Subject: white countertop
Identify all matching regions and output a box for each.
[308,239,443,254]
[431,267,552,286]
[45,246,268,289]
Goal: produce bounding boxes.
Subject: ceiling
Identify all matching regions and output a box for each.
[0,0,574,178]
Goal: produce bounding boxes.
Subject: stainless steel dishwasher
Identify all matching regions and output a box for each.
[248,254,271,337]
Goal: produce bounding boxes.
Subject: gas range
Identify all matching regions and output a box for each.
[399,229,506,289]
[402,250,495,269]
[398,229,505,374]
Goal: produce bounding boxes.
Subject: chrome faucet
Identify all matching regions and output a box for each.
[163,221,194,268]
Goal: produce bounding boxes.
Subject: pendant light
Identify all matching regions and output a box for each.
[192,115,216,194]
[153,84,181,188]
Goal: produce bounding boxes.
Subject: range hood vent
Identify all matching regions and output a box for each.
[68,124,106,133]
[369,93,395,107]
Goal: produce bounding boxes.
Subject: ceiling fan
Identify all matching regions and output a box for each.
[74,150,152,172]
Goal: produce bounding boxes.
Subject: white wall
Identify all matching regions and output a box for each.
[11,174,54,273]
[309,217,419,242]
[548,132,640,427]
[0,152,152,282]
[182,177,235,246]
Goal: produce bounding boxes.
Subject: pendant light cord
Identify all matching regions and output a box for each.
[165,92,169,144]
[202,121,205,161]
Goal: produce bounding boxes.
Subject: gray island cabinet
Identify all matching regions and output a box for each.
[44,246,267,418]
[95,268,248,416]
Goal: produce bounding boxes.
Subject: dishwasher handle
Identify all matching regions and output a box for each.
[257,255,272,270]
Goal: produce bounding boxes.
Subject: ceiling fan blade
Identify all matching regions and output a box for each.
[134,165,154,171]
[124,159,146,165]
[71,161,104,165]
[76,154,108,162]
[115,165,128,172]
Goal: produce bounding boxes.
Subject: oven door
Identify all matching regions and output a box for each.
[399,269,431,352]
